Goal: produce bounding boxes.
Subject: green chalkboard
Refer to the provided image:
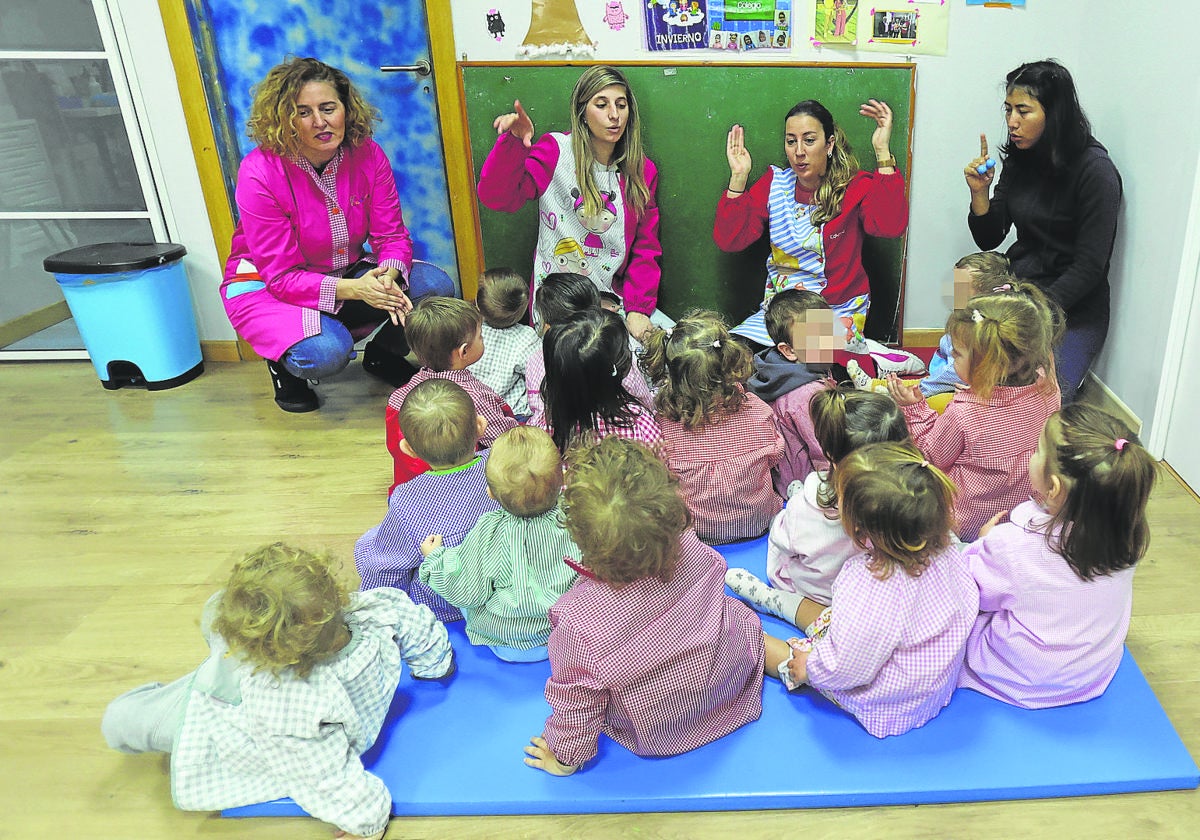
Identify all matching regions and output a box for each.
[461,62,914,342]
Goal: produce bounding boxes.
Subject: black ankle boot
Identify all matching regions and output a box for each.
[266,360,319,412]
[362,340,417,388]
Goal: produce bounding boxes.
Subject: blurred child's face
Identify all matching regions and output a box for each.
[944,268,980,310]
[780,309,837,364]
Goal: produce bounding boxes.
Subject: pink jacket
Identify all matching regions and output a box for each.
[221,140,413,360]
[771,379,831,497]
[477,132,662,316]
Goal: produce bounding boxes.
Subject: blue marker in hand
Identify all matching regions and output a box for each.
[976,158,996,175]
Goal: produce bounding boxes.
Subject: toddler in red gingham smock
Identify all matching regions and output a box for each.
[522,437,764,775]
[887,284,1061,541]
[639,310,785,545]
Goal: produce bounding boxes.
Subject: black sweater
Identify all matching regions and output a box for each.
[968,140,1122,327]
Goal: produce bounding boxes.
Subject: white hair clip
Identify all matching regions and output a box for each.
[612,365,619,378]
[972,309,984,323]
[664,327,674,339]
[711,339,721,349]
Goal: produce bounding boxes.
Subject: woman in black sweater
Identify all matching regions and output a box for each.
[964,59,1122,403]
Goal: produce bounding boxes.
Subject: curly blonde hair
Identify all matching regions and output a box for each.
[640,310,753,429]
[212,543,350,679]
[247,57,379,157]
[562,437,689,586]
[835,442,957,580]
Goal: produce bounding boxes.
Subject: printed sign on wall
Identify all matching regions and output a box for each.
[644,0,710,51]
[708,0,792,52]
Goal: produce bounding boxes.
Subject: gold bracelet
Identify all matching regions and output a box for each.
[876,156,897,169]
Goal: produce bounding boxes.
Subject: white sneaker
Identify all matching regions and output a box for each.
[861,339,926,376]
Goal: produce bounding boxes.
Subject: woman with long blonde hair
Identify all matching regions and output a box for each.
[478,65,666,341]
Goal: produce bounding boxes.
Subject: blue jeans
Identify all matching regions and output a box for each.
[1056,315,1109,405]
[280,260,456,379]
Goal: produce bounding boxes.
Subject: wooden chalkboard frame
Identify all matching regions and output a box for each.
[455,61,915,343]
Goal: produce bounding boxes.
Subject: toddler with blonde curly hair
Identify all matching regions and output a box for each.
[102,543,453,840]
[523,437,764,776]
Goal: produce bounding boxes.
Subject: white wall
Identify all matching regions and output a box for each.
[1071,14,1200,442]
[109,0,235,344]
[449,0,1197,441]
[119,1,1195,434]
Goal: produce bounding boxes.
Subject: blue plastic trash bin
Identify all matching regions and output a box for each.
[43,242,204,390]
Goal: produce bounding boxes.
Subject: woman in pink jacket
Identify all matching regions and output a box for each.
[477,65,665,341]
[221,58,452,412]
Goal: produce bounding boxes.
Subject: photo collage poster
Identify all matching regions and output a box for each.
[645,0,793,52]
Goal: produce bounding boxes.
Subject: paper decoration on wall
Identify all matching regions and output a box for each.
[966,0,1025,6]
[644,0,709,51]
[812,0,858,47]
[858,1,950,57]
[519,0,597,56]
[603,0,630,30]
[704,1,793,52]
[486,8,507,40]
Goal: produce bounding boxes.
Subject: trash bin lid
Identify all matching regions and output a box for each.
[43,242,188,274]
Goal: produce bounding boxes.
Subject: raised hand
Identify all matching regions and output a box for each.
[964,132,996,194]
[493,99,534,148]
[859,98,894,157]
[419,534,443,557]
[726,124,752,191]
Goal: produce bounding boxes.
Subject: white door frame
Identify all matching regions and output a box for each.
[1149,147,1200,462]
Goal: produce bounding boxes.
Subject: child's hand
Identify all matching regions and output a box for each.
[885,373,922,407]
[411,650,457,682]
[419,534,443,556]
[979,509,1009,539]
[333,826,386,840]
[523,736,578,776]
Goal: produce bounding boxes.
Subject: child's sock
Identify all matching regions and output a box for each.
[845,359,875,390]
[847,359,899,394]
[725,568,804,625]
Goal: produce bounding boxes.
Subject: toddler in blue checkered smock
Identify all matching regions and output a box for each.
[101,543,454,839]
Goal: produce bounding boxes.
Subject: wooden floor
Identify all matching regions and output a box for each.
[2,360,1197,839]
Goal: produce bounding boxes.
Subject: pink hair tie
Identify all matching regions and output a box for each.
[992,284,1013,292]
[1114,438,1128,451]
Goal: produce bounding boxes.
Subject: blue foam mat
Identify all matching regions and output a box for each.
[225,536,1198,818]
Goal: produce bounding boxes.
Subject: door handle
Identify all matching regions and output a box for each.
[380,60,432,77]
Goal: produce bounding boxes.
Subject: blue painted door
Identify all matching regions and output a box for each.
[195,0,457,288]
